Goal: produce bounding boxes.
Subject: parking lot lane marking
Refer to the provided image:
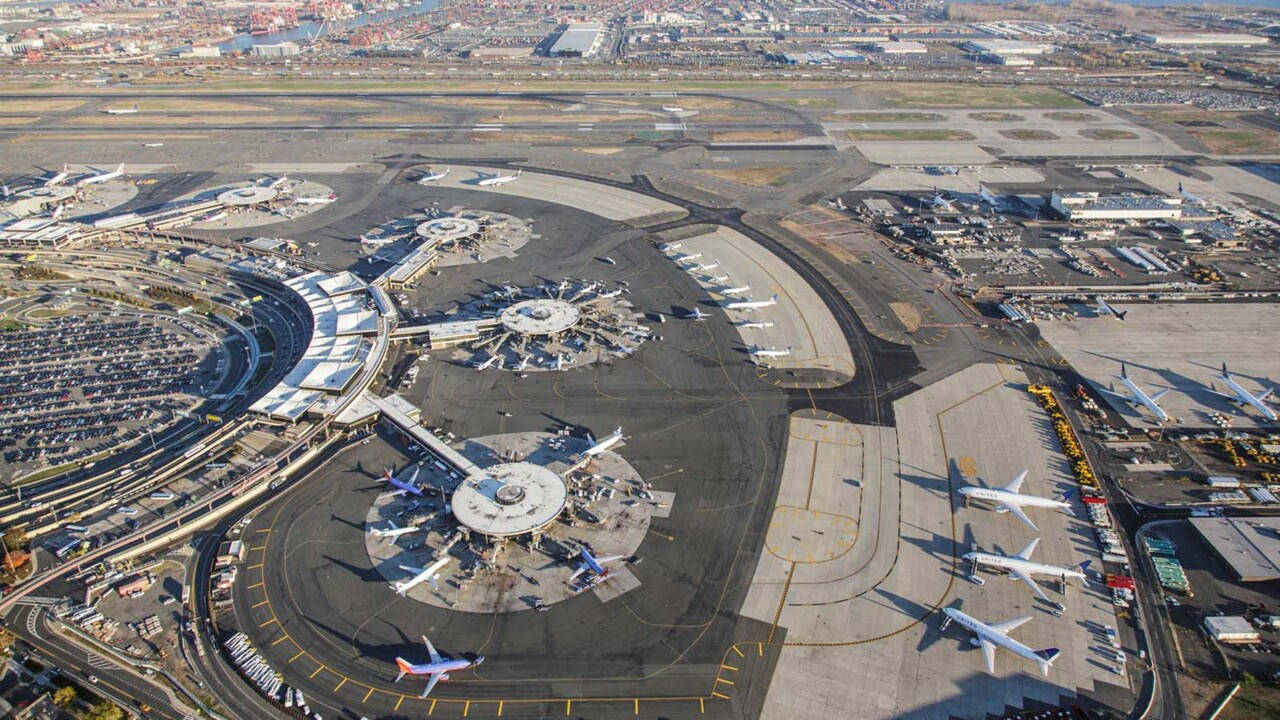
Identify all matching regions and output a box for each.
[758,641,764,656]
[363,687,374,703]
[256,528,270,533]
[716,677,735,686]
[271,635,289,646]
[429,699,436,715]
[498,700,504,716]
[289,650,305,663]
[462,700,469,717]
[699,698,705,714]
[721,664,738,672]
[310,665,325,679]
[334,678,346,692]
[258,617,277,628]
[565,700,572,716]
[248,582,263,589]
[251,600,269,609]
[634,698,639,715]
[248,563,263,569]
[250,545,265,552]
[394,696,404,712]
[731,646,744,657]
[712,691,730,700]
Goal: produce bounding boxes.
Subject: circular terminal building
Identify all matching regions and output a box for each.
[498,299,581,339]
[415,216,481,248]
[217,185,281,207]
[451,462,569,539]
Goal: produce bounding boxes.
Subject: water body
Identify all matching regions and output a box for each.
[954,0,1280,6]
[213,0,439,53]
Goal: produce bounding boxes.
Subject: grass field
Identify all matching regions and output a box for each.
[478,112,650,124]
[698,165,799,187]
[1132,107,1280,154]
[1080,128,1139,140]
[708,129,810,143]
[826,111,946,123]
[846,128,977,141]
[69,113,317,126]
[0,99,86,112]
[0,318,29,332]
[856,82,1082,109]
[1194,129,1279,154]
[0,116,36,126]
[999,128,1058,140]
[770,96,838,109]
[1222,682,1280,720]
[1045,111,1100,122]
[970,111,1025,122]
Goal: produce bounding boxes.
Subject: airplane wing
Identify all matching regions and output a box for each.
[1015,537,1039,560]
[399,565,425,574]
[1001,471,1028,494]
[988,616,1033,635]
[421,672,441,698]
[979,638,997,674]
[568,564,586,582]
[423,635,442,664]
[387,520,398,530]
[595,555,627,564]
[1149,389,1171,402]
[1097,387,1131,401]
[1000,502,1039,532]
[1010,569,1049,602]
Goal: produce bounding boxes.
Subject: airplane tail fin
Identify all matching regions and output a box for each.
[1115,309,1127,321]
[394,657,412,682]
[1058,489,1075,505]
[1074,559,1091,572]
[1120,362,1128,379]
[1034,648,1061,675]
[1222,362,1230,378]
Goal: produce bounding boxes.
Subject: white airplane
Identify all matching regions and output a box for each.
[963,538,1091,602]
[199,210,228,223]
[584,427,624,458]
[101,104,139,115]
[1178,182,1202,204]
[940,606,1061,677]
[1210,363,1277,422]
[477,169,521,186]
[360,233,395,248]
[685,308,709,321]
[660,242,681,252]
[978,184,1000,207]
[516,355,531,372]
[266,174,289,189]
[721,285,751,296]
[749,345,791,358]
[392,555,451,596]
[474,355,501,371]
[43,164,70,188]
[697,261,720,272]
[1094,297,1127,321]
[601,256,616,265]
[568,547,626,584]
[381,465,423,498]
[957,471,1073,532]
[725,294,779,312]
[932,191,956,211]
[369,519,420,543]
[416,168,450,183]
[294,194,335,205]
[49,204,64,221]
[661,105,684,113]
[393,633,483,698]
[675,252,702,263]
[1100,363,1170,423]
[1,183,9,199]
[78,163,125,186]
[738,321,774,330]
[596,288,622,299]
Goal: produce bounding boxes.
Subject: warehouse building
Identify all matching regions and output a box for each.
[547,23,604,58]
[1050,192,1183,221]
[1190,516,1280,582]
[1136,33,1269,47]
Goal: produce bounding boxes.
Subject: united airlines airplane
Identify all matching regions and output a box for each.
[1209,363,1276,422]
[958,470,1073,532]
[1100,363,1171,423]
[963,538,1090,602]
[941,606,1061,676]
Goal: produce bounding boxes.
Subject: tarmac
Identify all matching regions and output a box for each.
[1039,303,1280,430]
[742,363,1129,719]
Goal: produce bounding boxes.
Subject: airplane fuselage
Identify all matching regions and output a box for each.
[963,552,1087,582]
[958,486,1068,511]
[1221,373,1278,421]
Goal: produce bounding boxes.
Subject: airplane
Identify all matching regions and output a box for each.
[568,546,627,584]
[931,190,956,211]
[391,555,451,596]
[963,538,1091,602]
[294,193,336,205]
[555,353,574,371]
[721,285,751,296]
[1094,297,1127,321]
[957,471,1073,532]
[978,184,1000,207]
[474,355,502,371]
[583,427,624,458]
[1178,182,1202,204]
[1,183,9,199]
[596,288,622,299]
[369,519,420,543]
[266,174,289,189]
[725,294,779,312]
[697,261,720,272]
[477,169,522,186]
[707,274,729,284]
[660,242,681,252]
[661,105,684,113]
[1209,363,1277,422]
[738,321,774,330]
[78,163,125,186]
[675,252,702,263]
[360,233,395,248]
[43,164,70,188]
[940,606,1060,677]
[381,465,423,498]
[49,204,64,221]
[199,210,228,223]
[416,168,450,183]
[684,308,709,321]
[516,355,531,372]
[393,633,483,698]
[749,345,792,358]
[1100,363,1170,423]
[100,104,139,114]
[601,256,617,265]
